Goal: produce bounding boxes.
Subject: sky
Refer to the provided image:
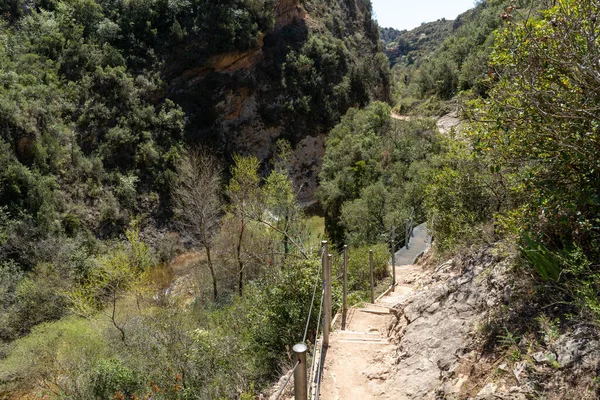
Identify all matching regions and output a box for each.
[371,0,477,31]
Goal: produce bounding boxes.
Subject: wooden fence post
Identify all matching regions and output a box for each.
[369,250,374,304]
[391,226,396,291]
[342,245,348,330]
[293,343,308,400]
[322,241,331,348]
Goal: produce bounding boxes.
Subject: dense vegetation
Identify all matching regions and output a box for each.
[385,0,532,116]
[0,0,391,397]
[471,0,600,317]
[0,0,388,252]
[380,19,453,67]
[318,102,443,245]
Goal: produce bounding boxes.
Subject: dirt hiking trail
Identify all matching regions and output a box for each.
[319,225,431,400]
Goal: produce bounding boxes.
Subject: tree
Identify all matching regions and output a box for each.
[260,140,308,261]
[341,182,389,245]
[318,102,443,245]
[173,150,222,300]
[224,152,308,293]
[225,155,261,295]
[69,221,151,342]
[262,169,307,260]
[478,0,600,254]
[318,102,391,244]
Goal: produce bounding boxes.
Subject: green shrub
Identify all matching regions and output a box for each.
[114,173,139,210]
[347,244,389,293]
[62,212,82,237]
[91,358,142,399]
[99,191,122,229]
[0,316,110,396]
[0,261,24,342]
[8,263,70,338]
[423,136,501,254]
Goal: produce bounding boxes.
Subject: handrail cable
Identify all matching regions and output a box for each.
[308,288,325,399]
[314,316,325,400]
[274,360,301,400]
[303,247,324,343]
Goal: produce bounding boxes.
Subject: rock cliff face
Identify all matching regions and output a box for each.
[164,0,388,202]
[275,0,306,30]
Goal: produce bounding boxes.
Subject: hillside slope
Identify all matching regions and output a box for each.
[380,19,454,66]
[389,0,530,115]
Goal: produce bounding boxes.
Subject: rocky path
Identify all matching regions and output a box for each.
[319,225,431,399]
[391,110,461,136]
[436,111,461,135]
[391,111,414,121]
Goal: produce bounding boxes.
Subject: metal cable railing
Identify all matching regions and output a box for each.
[306,246,327,400]
[274,360,301,400]
[303,249,324,343]
[308,289,325,399]
[313,327,324,400]
[277,242,327,400]
[281,221,421,400]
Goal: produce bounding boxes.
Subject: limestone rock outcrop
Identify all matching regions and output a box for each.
[385,246,600,399]
[163,0,387,202]
[384,248,513,398]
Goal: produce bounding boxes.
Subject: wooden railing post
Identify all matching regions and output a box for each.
[369,250,374,303]
[322,241,331,348]
[293,343,308,400]
[391,226,396,291]
[342,245,348,331]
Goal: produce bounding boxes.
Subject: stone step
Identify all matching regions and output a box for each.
[378,298,405,306]
[362,303,392,310]
[336,330,380,336]
[357,308,390,315]
[338,339,390,345]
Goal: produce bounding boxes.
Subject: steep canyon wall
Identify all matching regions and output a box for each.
[164,0,389,202]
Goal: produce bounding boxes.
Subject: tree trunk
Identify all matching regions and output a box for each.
[283,234,289,258]
[204,244,218,301]
[237,222,245,295]
[238,265,243,295]
[111,291,126,343]
[283,214,289,262]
